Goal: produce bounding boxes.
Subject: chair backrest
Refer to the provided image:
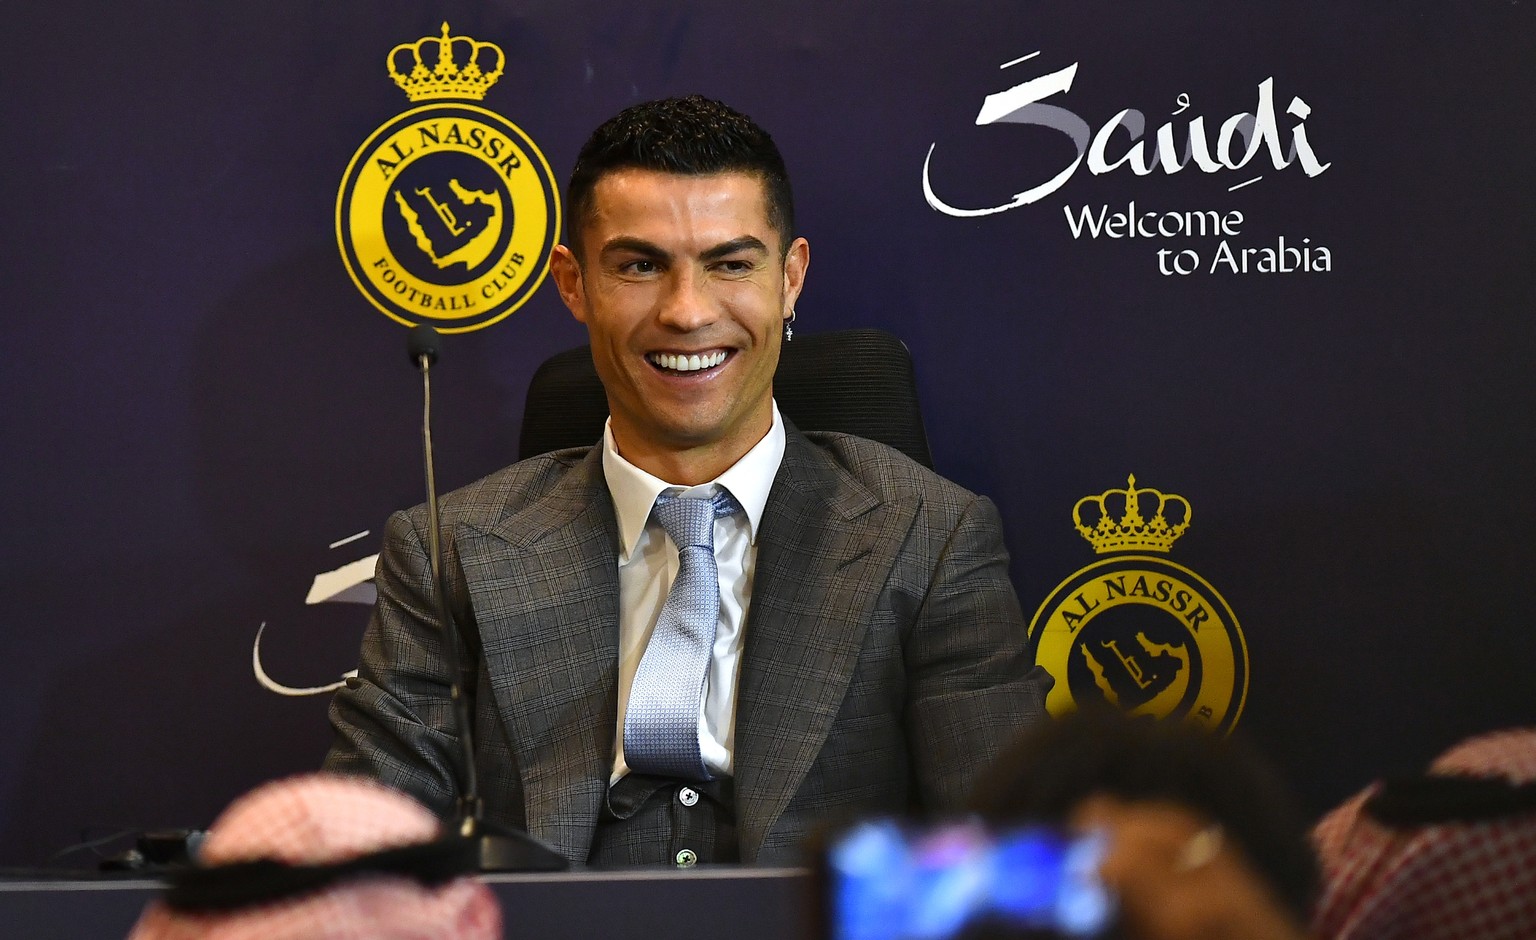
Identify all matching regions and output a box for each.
[518,328,934,468]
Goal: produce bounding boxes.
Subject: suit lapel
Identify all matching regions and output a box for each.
[733,431,917,861]
[457,450,619,864]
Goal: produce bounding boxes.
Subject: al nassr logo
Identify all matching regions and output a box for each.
[337,23,560,332]
[1029,475,1248,733]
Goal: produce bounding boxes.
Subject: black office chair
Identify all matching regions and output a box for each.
[518,327,934,468]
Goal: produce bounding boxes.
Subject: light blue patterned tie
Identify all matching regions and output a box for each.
[623,489,741,780]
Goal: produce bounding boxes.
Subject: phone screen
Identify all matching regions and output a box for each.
[823,818,1116,940]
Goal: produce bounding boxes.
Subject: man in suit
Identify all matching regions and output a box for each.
[326,95,1050,867]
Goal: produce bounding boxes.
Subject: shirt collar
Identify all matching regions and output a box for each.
[602,402,786,562]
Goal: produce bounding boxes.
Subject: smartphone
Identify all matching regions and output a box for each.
[821,818,1117,940]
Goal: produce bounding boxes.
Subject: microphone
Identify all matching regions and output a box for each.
[406,325,567,872]
[407,324,439,368]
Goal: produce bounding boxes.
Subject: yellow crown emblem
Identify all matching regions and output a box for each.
[387,23,505,101]
[1073,474,1192,554]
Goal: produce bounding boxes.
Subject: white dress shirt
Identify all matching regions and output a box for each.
[601,403,787,784]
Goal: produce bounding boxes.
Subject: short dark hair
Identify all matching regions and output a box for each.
[565,95,795,256]
[969,707,1320,921]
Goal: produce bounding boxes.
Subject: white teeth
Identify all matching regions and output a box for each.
[649,351,727,372]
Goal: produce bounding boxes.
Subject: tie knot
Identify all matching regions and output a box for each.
[653,490,740,550]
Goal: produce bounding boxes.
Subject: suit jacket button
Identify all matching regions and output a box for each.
[675,848,698,868]
[678,786,700,807]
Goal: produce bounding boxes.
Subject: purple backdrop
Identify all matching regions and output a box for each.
[3,0,1533,867]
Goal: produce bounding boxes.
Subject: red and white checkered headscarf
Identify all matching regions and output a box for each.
[1311,728,1536,940]
[127,774,500,940]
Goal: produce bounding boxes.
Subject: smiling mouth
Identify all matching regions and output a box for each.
[647,350,729,373]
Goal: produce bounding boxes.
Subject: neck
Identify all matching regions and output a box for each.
[612,416,773,487]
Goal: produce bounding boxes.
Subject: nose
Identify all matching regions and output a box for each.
[655,267,720,333]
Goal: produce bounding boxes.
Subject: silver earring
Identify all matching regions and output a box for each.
[784,309,796,342]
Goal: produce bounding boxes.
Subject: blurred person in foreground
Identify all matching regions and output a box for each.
[1312,727,1536,940]
[969,708,1317,940]
[127,773,499,940]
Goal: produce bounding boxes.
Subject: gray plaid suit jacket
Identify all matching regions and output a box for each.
[325,426,1050,865]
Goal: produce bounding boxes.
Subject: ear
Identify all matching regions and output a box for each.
[781,236,810,317]
[549,244,588,324]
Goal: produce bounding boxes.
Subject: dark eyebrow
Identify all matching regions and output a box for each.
[700,236,769,261]
[599,236,671,261]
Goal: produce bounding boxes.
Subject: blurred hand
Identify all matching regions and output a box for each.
[1071,796,1311,940]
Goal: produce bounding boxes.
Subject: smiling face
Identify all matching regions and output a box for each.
[550,168,809,484]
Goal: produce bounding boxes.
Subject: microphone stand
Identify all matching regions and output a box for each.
[408,326,567,872]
